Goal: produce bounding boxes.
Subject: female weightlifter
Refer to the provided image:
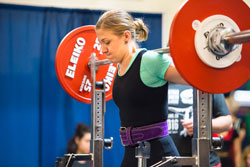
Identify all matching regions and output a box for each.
[95,9,187,167]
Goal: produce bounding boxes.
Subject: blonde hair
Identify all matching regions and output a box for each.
[95,9,148,42]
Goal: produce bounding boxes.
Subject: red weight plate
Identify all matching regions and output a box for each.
[169,0,250,93]
[55,26,117,103]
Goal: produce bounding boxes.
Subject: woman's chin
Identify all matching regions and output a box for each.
[107,57,116,63]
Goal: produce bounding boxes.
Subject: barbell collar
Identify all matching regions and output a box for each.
[208,27,239,57]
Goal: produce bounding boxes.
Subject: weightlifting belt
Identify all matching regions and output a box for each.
[119,121,168,146]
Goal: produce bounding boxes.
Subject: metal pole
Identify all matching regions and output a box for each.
[192,89,212,167]
[90,52,104,167]
[136,142,150,167]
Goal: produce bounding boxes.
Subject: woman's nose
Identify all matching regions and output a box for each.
[101,45,108,54]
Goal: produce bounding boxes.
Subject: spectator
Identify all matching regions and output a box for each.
[67,123,91,167]
[168,83,232,167]
[216,92,246,167]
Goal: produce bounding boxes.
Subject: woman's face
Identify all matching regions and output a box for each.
[96,28,128,63]
[75,132,91,154]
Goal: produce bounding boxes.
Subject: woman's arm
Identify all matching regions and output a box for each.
[212,115,233,133]
[164,65,188,85]
[181,115,232,136]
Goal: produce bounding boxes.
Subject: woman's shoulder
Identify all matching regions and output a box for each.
[143,49,161,58]
[141,49,172,64]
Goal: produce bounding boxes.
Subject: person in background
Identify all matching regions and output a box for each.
[242,145,250,167]
[216,92,246,167]
[67,123,91,167]
[168,83,232,167]
[95,9,187,167]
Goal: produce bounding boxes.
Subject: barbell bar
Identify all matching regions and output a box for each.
[55,0,250,103]
[97,28,250,67]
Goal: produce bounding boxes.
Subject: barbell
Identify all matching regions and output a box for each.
[55,0,250,104]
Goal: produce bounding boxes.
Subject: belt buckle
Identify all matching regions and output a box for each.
[120,127,126,132]
[120,127,127,146]
[119,126,136,146]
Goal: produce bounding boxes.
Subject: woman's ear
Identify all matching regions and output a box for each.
[75,137,80,145]
[124,30,131,42]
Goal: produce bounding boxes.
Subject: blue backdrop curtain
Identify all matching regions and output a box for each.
[0,4,162,167]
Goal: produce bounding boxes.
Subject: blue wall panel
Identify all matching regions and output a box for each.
[0,4,162,167]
